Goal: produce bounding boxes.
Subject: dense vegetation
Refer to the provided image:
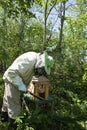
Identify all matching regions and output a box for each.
[0,0,87,129]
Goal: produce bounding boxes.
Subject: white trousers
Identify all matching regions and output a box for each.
[1,82,21,118]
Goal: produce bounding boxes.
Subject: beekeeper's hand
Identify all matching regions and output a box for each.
[23,93,33,100]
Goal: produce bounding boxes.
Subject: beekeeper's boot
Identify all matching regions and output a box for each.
[1,111,8,122]
[8,118,17,130]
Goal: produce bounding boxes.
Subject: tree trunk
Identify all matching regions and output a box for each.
[57,1,66,60]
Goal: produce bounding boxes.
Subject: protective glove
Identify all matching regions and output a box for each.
[23,93,33,100]
[18,84,26,91]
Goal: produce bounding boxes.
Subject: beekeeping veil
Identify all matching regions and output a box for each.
[35,51,54,75]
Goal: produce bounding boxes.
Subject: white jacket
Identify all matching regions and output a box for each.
[3,52,39,91]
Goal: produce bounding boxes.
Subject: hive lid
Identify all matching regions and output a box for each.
[32,75,49,82]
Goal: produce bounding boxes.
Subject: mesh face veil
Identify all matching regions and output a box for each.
[35,52,54,75]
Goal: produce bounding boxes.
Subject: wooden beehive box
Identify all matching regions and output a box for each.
[28,76,50,100]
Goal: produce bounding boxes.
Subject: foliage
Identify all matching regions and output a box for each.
[13,100,53,130]
[0,74,4,111]
[0,0,87,130]
[0,121,9,130]
[0,0,34,18]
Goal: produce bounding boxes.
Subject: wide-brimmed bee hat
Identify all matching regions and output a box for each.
[35,51,54,75]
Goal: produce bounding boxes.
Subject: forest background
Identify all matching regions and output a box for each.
[0,0,87,130]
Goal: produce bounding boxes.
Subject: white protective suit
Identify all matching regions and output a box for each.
[2,51,44,118]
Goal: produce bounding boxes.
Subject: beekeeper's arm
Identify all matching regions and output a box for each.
[3,71,27,91]
[9,74,27,91]
[3,52,37,92]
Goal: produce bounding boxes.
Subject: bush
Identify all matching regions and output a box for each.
[0,74,4,112]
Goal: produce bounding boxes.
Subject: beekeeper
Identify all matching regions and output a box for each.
[1,51,54,129]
